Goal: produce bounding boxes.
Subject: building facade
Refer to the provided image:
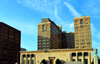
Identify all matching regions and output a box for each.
[38,18,62,50]
[0,22,21,64]
[62,31,75,49]
[20,48,93,64]
[74,16,92,49]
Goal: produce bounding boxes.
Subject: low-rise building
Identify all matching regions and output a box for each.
[20,48,93,64]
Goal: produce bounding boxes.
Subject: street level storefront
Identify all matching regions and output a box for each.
[20,48,93,64]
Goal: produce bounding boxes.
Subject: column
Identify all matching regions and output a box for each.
[26,54,27,64]
[88,53,91,64]
[82,52,84,64]
[20,54,23,64]
[68,53,72,62]
[76,52,78,62]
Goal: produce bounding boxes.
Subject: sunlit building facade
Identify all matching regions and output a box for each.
[38,18,62,50]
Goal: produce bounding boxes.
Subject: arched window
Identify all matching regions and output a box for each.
[80,19,83,24]
[27,54,30,57]
[72,53,76,56]
[40,59,47,64]
[78,52,82,56]
[42,25,45,29]
[55,59,61,64]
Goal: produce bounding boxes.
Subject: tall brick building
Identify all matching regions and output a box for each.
[0,22,21,64]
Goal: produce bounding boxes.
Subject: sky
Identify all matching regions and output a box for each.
[0,0,100,57]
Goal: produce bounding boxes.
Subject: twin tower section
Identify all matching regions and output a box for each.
[38,16,92,50]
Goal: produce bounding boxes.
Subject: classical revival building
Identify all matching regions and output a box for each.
[20,16,93,64]
[20,48,93,64]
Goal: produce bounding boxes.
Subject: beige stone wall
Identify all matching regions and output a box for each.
[20,49,93,64]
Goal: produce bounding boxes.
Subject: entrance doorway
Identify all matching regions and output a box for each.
[50,59,53,64]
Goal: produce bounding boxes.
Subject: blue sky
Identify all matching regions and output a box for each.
[0,0,100,57]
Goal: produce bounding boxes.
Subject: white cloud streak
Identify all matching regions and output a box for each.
[91,23,100,39]
[17,0,61,15]
[64,2,81,17]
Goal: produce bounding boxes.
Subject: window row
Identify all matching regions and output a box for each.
[76,42,90,45]
[75,29,90,32]
[38,39,50,42]
[76,39,90,42]
[39,33,49,36]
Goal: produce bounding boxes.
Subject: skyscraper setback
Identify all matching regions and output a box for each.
[0,22,21,64]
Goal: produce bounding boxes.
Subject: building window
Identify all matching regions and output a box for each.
[78,53,82,56]
[47,45,50,47]
[72,59,75,61]
[80,29,85,31]
[87,42,90,45]
[42,45,46,47]
[86,25,89,28]
[87,46,90,48]
[81,43,85,45]
[39,34,41,36]
[42,34,45,36]
[75,27,78,29]
[80,39,85,42]
[76,46,79,48]
[72,53,76,56]
[87,22,88,24]
[86,32,89,34]
[47,39,49,41]
[80,26,84,28]
[75,30,78,32]
[76,43,79,45]
[47,42,49,44]
[80,32,85,35]
[76,40,79,42]
[31,60,34,64]
[76,20,77,22]
[86,35,90,38]
[85,59,88,64]
[84,52,88,56]
[47,27,49,29]
[39,43,41,45]
[86,29,89,31]
[47,33,49,35]
[42,25,45,29]
[39,46,41,47]
[23,60,25,64]
[39,40,41,42]
[39,31,41,33]
[76,33,79,35]
[80,19,83,24]
[76,36,79,39]
[27,60,29,64]
[42,42,46,44]
[78,59,81,62]
[47,30,49,32]
[87,39,90,41]
[42,39,46,42]
[76,23,78,25]
[80,36,85,38]
[38,37,41,39]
